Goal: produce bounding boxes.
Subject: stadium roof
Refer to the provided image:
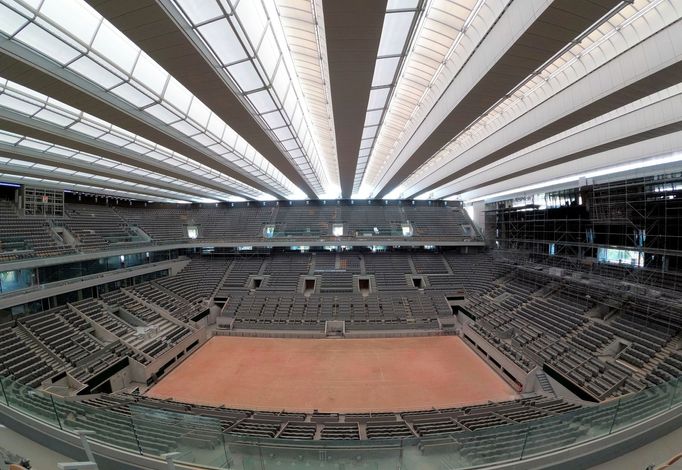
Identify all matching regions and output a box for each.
[0,0,680,203]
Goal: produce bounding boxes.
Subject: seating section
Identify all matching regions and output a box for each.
[77,392,581,441]
[113,203,477,244]
[225,292,450,331]
[156,258,231,303]
[1,251,680,445]
[6,304,151,386]
[113,207,187,241]
[62,204,142,251]
[365,254,413,290]
[128,283,202,323]
[0,324,56,387]
[263,254,311,290]
[99,291,192,359]
[0,200,480,262]
[0,200,75,261]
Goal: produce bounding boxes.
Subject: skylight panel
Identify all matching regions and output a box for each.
[110,83,155,107]
[179,1,225,24]
[399,0,678,198]
[356,0,502,197]
[372,57,401,87]
[0,0,302,198]
[40,0,100,44]
[69,122,106,138]
[0,3,28,35]
[197,19,247,65]
[34,108,74,127]
[14,23,81,65]
[132,53,168,95]
[227,60,265,93]
[91,22,139,73]
[98,133,129,147]
[378,12,415,56]
[0,93,41,115]
[168,0,336,195]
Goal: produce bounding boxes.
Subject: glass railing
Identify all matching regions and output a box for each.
[0,374,679,469]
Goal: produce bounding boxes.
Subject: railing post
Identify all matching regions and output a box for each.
[520,423,531,460]
[670,378,679,408]
[608,398,621,434]
[76,430,97,464]
[129,416,144,455]
[50,394,63,430]
[0,377,9,406]
[161,452,181,470]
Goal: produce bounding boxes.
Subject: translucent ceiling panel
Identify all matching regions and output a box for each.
[0,0,300,199]
[400,0,679,197]
[169,0,339,197]
[0,77,268,201]
[0,129,243,202]
[354,0,508,197]
[0,159,197,203]
[351,1,424,197]
[0,169,192,203]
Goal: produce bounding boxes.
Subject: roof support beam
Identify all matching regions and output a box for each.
[448,119,682,198]
[0,49,282,199]
[0,165,189,202]
[375,0,623,198]
[0,148,211,201]
[0,114,250,200]
[323,0,387,198]
[420,59,682,198]
[84,0,316,199]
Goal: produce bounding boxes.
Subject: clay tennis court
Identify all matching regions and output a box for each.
[146,336,518,412]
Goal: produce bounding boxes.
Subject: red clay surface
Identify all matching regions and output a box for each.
[146,336,518,413]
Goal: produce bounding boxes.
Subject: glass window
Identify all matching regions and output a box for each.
[0,4,29,36]
[227,60,264,92]
[133,53,168,95]
[111,83,155,108]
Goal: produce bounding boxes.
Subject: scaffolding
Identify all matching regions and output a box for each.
[487,171,682,281]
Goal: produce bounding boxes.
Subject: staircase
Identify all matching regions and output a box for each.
[535,370,556,396]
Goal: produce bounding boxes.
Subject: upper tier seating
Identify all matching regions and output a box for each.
[156,258,230,303]
[0,201,480,263]
[62,204,141,251]
[0,200,75,262]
